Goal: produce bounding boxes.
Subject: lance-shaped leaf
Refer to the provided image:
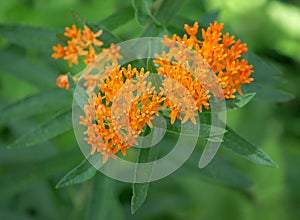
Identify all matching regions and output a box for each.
[131,126,161,214]
[85,173,115,220]
[56,153,104,188]
[0,50,58,89]
[244,52,282,86]
[142,0,184,37]
[7,111,73,149]
[242,83,294,102]
[71,10,86,27]
[225,92,256,110]
[199,10,220,28]
[222,126,277,167]
[154,0,184,26]
[0,149,79,198]
[0,24,58,53]
[95,6,135,30]
[0,89,71,124]
[241,52,294,102]
[56,159,97,188]
[133,0,160,26]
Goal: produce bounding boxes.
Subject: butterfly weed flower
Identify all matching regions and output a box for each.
[52,24,105,89]
[52,24,104,67]
[156,21,253,99]
[80,65,166,163]
[52,21,255,163]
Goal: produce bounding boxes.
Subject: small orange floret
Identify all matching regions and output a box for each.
[184,22,199,36]
[52,24,104,67]
[164,21,254,99]
[64,41,88,67]
[64,24,81,42]
[84,45,96,64]
[82,25,103,47]
[52,44,65,59]
[56,74,69,90]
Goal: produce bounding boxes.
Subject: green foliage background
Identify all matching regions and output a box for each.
[0,0,299,219]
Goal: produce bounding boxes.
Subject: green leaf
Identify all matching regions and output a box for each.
[153,0,184,26]
[0,149,79,198]
[199,10,220,28]
[67,72,76,94]
[131,126,161,214]
[8,111,73,149]
[0,211,36,220]
[0,50,58,89]
[242,83,294,102]
[244,52,282,86]
[71,10,86,27]
[95,6,134,30]
[225,92,256,110]
[86,173,115,220]
[155,114,226,139]
[133,0,159,26]
[157,132,252,188]
[222,126,278,167]
[147,58,162,92]
[241,52,294,102]
[88,6,135,46]
[141,0,184,37]
[131,181,150,214]
[147,58,157,73]
[0,24,59,53]
[56,159,97,188]
[184,153,253,188]
[0,89,71,124]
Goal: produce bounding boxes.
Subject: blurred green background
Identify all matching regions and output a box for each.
[0,0,299,219]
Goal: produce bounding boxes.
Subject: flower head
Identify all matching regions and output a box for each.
[52,21,255,163]
[52,44,65,59]
[81,25,103,47]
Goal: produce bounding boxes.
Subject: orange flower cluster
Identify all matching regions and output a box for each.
[80,65,165,162]
[158,21,253,99]
[52,24,103,67]
[52,22,255,163]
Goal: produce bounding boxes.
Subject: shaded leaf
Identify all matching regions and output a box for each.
[8,111,73,149]
[0,149,79,198]
[86,173,115,220]
[147,58,162,93]
[141,0,183,37]
[96,6,135,30]
[0,50,58,89]
[71,10,86,27]
[56,159,97,188]
[0,24,58,53]
[156,132,253,188]
[131,127,161,214]
[222,126,277,167]
[225,92,256,110]
[155,114,226,138]
[67,72,77,94]
[154,0,184,26]
[133,0,159,26]
[147,58,157,73]
[88,6,135,46]
[187,153,253,188]
[0,89,71,124]
[244,52,282,86]
[242,83,294,102]
[241,52,294,102]
[199,10,220,28]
